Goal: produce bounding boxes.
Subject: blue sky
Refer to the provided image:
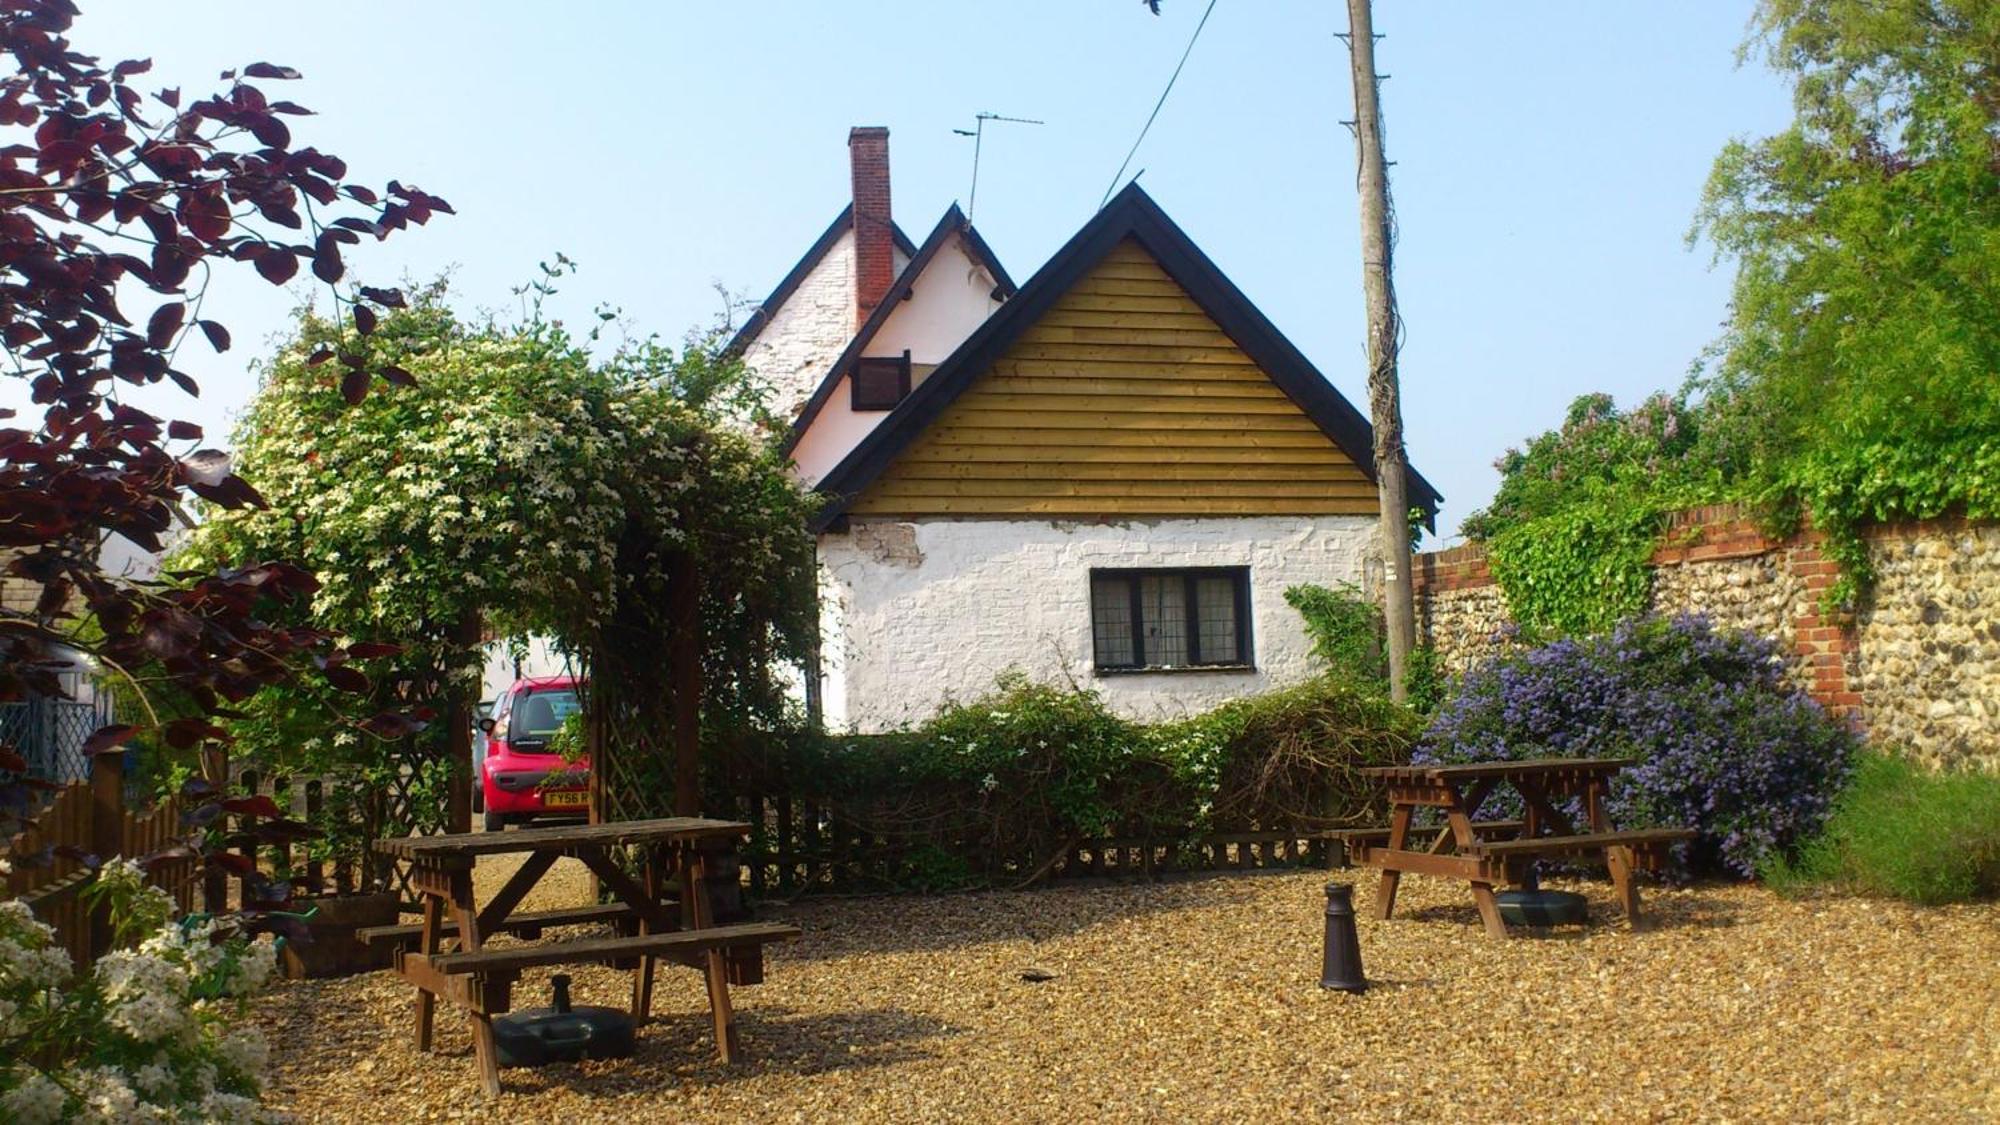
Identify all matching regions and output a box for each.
[56,2,1794,543]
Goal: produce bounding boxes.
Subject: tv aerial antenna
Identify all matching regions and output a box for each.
[953,112,1043,221]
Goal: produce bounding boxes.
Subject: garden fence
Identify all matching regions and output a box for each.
[721,790,1342,896]
[3,752,199,967]
[0,752,420,966]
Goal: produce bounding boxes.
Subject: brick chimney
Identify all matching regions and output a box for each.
[848,126,893,325]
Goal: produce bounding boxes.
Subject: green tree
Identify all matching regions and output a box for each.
[1694,0,2000,601]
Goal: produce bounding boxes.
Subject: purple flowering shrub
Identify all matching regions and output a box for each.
[1417,614,1858,876]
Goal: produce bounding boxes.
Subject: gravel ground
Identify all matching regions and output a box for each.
[255,857,2000,1123]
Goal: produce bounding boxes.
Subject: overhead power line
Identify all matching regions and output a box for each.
[1098,0,1220,210]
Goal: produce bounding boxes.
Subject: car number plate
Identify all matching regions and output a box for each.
[543,790,589,808]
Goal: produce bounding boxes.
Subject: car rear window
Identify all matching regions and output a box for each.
[508,688,580,741]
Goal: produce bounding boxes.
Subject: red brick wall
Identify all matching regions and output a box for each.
[848,126,893,325]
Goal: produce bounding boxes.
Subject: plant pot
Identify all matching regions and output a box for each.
[281,890,400,979]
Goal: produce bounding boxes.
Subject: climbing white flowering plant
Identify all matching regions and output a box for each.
[176,281,817,830]
[0,861,281,1124]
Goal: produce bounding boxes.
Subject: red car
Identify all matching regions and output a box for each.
[478,676,589,831]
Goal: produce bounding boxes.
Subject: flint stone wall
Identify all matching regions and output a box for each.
[1415,507,1998,772]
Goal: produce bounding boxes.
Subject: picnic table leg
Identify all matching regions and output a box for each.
[1469,880,1509,938]
[1374,805,1412,920]
[446,866,503,1100]
[631,845,661,1021]
[1605,845,1642,929]
[687,845,741,1063]
[1585,777,1610,832]
[414,894,442,1052]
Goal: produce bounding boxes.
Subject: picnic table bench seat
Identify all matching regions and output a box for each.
[1467,827,1695,862]
[426,922,800,975]
[358,901,646,949]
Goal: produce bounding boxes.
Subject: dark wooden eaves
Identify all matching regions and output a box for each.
[723,204,920,358]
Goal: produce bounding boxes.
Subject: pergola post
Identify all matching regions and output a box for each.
[447,608,482,834]
[669,553,703,818]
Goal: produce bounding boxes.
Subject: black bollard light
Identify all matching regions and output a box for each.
[1320,882,1367,994]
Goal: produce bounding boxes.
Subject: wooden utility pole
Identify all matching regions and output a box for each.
[1344,0,1415,703]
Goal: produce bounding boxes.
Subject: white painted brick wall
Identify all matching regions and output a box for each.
[817,515,1379,732]
[740,229,913,423]
[740,229,857,422]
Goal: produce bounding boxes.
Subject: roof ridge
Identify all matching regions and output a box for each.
[781,204,1014,455]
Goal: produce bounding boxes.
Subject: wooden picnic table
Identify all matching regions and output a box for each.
[1346,759,1692,938]
[369,817,798,1099]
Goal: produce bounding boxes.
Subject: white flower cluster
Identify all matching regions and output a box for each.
[0,1069,67,1125]
[0,900,71,991]
[97,948,194,1043]
[216,1027,270,1077]
[1,857,286,1124]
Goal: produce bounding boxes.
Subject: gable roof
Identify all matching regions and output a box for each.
[810,181,1442,531]
[781,203,1016,455]
[723,204,921,357]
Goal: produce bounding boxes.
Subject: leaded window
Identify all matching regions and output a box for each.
[1089,567,1252,671]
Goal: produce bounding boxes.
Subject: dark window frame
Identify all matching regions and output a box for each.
[1089,566,1254,673]
[850,349,913,411]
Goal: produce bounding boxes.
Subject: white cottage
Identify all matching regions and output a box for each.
[730,128,1438,732]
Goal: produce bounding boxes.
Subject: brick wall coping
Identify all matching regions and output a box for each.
[1415,506,1992,595]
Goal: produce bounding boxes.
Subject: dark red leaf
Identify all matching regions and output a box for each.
[140,844,197,871]
[252,818,316,842]
[167,369,199,396]
[168,420,203,440]
[179,187,230,242]
[247,114,290,148]
[81,724,138,755]
[306,347,333,366]
[253,246,297,285]
[360,711,427,740]
[220,794,284,818]
[0,746,28,773]
[311,242,342,283]
[160,717,227,749]
[379,364,415,387]
[352,305,376,335]
[358,285,406,308]
[198,320,230,352]
[339,367,368,405]
[242,62,302,80]
[323,663,369,693]
[344,641,402,659]
[146,301,185,349]
[208,851,256,875]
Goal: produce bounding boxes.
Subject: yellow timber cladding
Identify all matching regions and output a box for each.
[848,238,1378,518]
